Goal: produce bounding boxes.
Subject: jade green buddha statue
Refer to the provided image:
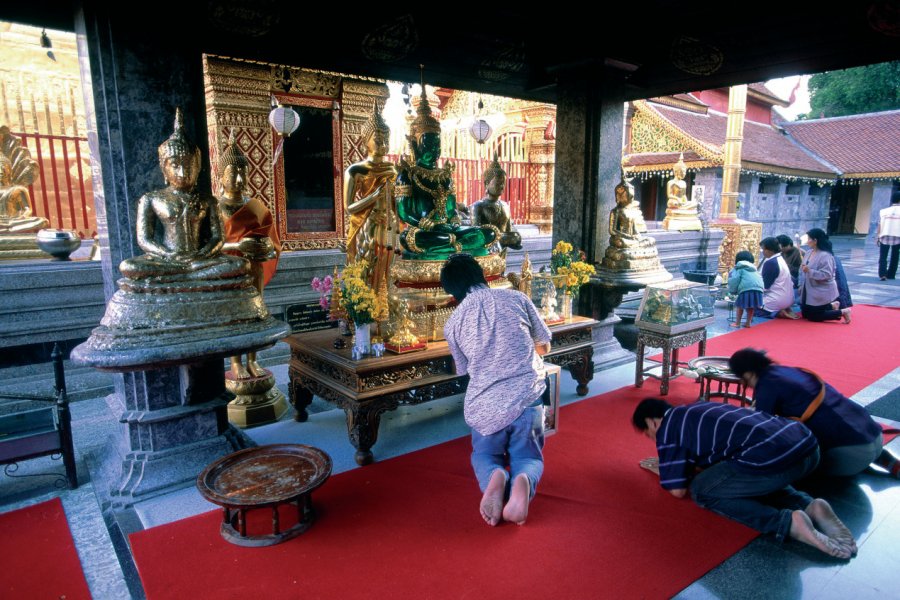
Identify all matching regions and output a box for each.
[396,88,498,260]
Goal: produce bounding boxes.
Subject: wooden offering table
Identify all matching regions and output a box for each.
[286,317,597,466]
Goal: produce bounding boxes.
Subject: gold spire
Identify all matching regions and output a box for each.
[674,152,687,176]
[409,85,441,141]
[158,107,197,161]
[219,129,249,172]
[482,152,505,186]
[362,99,391,141]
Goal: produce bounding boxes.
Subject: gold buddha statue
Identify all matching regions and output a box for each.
[0,126,50,259]
[344,101,397,298]
[471,154,522,251]
[215,132,287,427]
[661,154,702,231]
[118,109,249,288]
[80,109,279,356]
[597,173,672,286]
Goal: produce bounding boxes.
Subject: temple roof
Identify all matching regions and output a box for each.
[628,100,837,178]
[782,111,900,178]
[747,83,790,107]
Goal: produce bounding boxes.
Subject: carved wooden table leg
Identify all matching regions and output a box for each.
[289,377,313,422]
[569,347,595,396]
[345,404,383,466]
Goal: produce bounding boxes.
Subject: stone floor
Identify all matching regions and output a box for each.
[1,235,898,599]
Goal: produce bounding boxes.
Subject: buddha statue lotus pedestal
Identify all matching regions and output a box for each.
[72,110,288,507]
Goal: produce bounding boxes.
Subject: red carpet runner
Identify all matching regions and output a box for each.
[130,305,899,600]
[0,497,91,600]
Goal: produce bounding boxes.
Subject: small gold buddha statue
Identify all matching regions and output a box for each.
[344,101,397,298]
[597,173,672,286]
[217,132,280,382]
[661,154,702,231]
[0,126,50,259]
[471,154,522,251]
[386,296,423,352]
[395,87,498,260]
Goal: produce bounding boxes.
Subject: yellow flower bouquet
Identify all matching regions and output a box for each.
[550,240,595,296]
[337,261,386,325]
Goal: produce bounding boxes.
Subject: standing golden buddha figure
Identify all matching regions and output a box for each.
[344,101,397,305]
[471,154,522,252]
[596,172,672,286]
[76,109,282,364]
[217,131,288,427]
[389,86,509,341]
[0,125,50,259]
[661,153,702,231]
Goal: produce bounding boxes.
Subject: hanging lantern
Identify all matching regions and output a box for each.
[469,98,492,144]
[268,102,300,138]
[269,101,300,162]
[469,119,492,144]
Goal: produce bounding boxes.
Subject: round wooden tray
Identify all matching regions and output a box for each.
[688,356,737,380]
[197,444,332,508]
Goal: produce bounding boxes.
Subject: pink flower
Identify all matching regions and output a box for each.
[311,276,322,292]
[319,296,329,311]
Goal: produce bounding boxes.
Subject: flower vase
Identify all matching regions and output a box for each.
[354,322,372,355]
[562,293,574,321]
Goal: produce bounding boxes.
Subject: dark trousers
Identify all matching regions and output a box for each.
[801,302,842,322]
[690,448,819,543]
[879,243,899,279]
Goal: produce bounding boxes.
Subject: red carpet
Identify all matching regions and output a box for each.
[131,379,755,600]
[0,497,91,600]
[651,304,900,397]
[130,304,899,599]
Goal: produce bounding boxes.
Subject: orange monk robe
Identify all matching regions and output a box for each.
[222,197,281,287]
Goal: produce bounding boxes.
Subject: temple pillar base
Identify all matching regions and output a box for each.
[710,219,763,276]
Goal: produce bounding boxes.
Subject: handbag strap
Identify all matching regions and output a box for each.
[789,368,825,423]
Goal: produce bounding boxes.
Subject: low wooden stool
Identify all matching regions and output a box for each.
[197,444,332,547]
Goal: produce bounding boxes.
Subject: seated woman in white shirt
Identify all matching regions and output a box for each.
[758,237,798,319]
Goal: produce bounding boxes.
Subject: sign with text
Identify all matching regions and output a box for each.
[285,301,337,334]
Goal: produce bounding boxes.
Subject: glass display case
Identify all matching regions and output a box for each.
[636,280,715,334]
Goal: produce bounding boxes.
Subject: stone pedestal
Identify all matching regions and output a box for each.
[0,235,48,260]
[93,360,251,508]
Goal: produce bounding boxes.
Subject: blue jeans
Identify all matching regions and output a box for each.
[690,447,819,543]
[471,406,545,499]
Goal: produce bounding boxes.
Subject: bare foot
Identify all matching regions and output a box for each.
[831,301,840,311]
[789,510,852,559]
[502,474,531,525]
[743,323,752,328]
[806,499,857,555]
[480,469,506,526]
[729,322,741,328]
[841,308,852,324]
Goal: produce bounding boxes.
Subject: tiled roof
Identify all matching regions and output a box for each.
[748,83,789,106]
[624,150,707,167]
[783,111,900,176]
[649,104,836,176]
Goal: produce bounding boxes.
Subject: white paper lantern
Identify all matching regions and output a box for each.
[268,104,300,138]
[469,119,492,144]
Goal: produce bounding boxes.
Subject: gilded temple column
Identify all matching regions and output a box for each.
[710,84,762,276]
[523,105,556,233]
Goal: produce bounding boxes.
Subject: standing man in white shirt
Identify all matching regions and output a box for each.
[876,191,900,281]
[441,253,552,527]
